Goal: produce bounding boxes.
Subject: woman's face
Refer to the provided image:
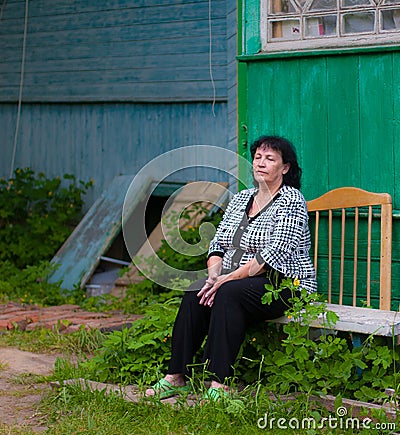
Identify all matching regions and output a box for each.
[252,146,290,188]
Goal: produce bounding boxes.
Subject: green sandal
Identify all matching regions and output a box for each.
[201,386,230,401]
[150,378,191,399]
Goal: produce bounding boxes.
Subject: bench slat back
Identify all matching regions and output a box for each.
[306,187,392,310]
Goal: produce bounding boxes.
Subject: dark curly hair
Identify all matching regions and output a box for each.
[250,135,302,189]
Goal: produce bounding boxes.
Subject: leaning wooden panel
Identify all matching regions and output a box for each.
[48,175,153,290]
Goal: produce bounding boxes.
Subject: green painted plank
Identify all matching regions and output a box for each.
[326,56,361,188]
[48,175,153,290]
[392,53,400,306]
[358,53,395,193]
[270,59,302,144]
[299,57,329,200]
[242,0,261,55]
[246,62,275,141]
[392,52,400,210]
[237,61,249,190]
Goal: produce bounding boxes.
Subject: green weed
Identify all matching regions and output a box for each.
[0,168,93,269]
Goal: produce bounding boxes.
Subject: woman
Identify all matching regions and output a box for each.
[146,135,317,400]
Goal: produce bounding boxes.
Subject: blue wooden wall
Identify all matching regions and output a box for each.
[0,101,228,206]
[0,0,237,208]
[0,0,228,102]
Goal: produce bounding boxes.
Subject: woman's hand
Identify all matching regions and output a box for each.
[198,255,223,306]
[198,274,231,307]
[197,275,217,306]
[197,258,266,307]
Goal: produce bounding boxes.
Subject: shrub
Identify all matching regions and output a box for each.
[80,298,181,385]
[0,168,93,268]
[237,278,400,403]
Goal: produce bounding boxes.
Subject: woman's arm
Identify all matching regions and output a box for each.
[206,255,223,280]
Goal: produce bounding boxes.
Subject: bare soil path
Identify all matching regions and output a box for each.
[0,347,60,433]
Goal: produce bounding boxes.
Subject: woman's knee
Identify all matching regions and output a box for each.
[181,288,201,307]
[214,281,240,304]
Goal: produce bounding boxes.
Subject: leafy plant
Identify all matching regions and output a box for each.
[236,277,400,405]
[80,297,181,385]
[0,260,66,306]
[0,168,93,268]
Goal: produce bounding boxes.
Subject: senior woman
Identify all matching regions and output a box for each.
[146,135,317,400]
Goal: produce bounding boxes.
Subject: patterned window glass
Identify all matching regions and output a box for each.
[262,0,400,50]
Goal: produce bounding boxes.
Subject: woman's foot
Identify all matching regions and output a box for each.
[201,381,232,402]
[210,380,230,392]
[145,374,188,399]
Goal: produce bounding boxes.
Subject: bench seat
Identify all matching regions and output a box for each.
[271,303,400,338]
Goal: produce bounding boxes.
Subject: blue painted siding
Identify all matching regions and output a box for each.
[0,0,227,102]
[1,101,228,207]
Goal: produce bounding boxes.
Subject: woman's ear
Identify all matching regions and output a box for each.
[282,163,290,174]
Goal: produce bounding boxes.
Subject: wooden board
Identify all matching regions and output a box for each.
[271,303,400,337]
[48,175,153,290]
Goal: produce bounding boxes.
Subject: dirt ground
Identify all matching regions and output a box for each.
[0,347,60,433]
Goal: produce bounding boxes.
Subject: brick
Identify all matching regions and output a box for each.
[0,302,140,333]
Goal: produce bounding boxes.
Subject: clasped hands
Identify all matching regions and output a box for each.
[197,273,230,307]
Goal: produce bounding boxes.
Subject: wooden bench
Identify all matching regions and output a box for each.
[272,187,398,341]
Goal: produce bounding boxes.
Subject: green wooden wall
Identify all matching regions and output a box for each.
[237,51,400,308]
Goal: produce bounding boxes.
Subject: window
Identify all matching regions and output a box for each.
[260,0,400,51]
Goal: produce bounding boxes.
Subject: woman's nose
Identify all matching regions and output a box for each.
[257,158,266,166]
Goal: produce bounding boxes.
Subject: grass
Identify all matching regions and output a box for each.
[39,356,397,435]
[1,327,399,434]
[0,325,104,355]
[39,380,392,435]
[10,373,49,386]
[40,383,294,434]
[0,423,38,435]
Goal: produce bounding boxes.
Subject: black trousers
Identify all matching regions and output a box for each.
[167,274,295,382]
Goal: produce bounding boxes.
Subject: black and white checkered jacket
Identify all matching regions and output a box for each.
[208,185,317,293]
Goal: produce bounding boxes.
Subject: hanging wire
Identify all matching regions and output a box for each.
[0,0,7,21]
[208,0,216,117]
[9,0,29,179]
